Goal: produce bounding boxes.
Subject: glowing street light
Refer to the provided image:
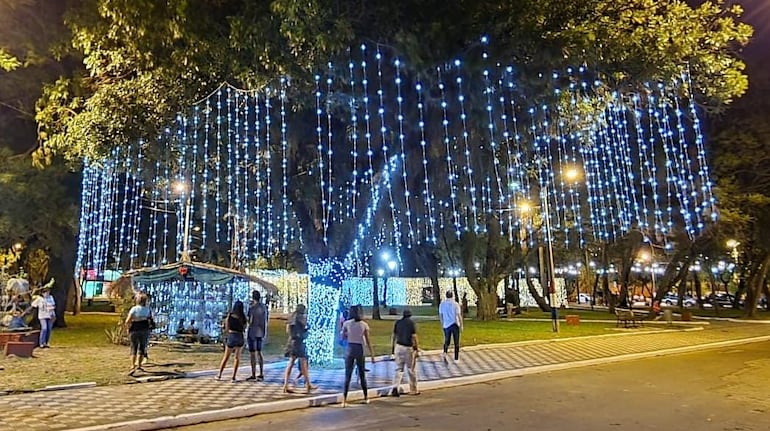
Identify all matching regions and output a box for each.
[638,250,656,295]
[564,166,582,182]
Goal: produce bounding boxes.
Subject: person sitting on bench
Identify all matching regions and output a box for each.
[176,318,188,335]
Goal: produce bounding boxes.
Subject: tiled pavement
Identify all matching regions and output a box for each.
[1,323,769,431]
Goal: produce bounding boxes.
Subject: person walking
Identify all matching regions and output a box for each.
[125,293,152,374]
[390,308,419,396]
[216,300,246,382]
[341,305,376,407]
[246,290,267,381]
[282,304,317,393]
[32,287,56,348]
[439,290,463,362]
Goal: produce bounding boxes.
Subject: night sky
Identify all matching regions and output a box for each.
[740,0,770,58]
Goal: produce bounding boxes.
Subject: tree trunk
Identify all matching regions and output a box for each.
[743,253,770,318]
[306,257,347,365]
[382,278,388,308]
[692,270,702,310]
[525,276,551,311]
[512,276,521,313]
[372,276,381,320]
[475,287,499,321]
[591,272,599,310]
[431,274,441,308]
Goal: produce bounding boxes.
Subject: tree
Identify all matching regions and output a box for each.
[0,149,79,326]
[709,56,770,317]
[34,0,752,164]
[24,0,755,329]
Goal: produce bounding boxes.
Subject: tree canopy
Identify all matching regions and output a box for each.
[33,0,752,164]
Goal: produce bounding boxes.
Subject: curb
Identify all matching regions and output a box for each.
[68,334,770,431]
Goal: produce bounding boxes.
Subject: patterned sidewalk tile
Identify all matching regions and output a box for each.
[1,323,768,430]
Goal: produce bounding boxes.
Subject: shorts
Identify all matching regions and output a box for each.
[129,330,149,357]
[247,336,263,352]
[226,332,244,348]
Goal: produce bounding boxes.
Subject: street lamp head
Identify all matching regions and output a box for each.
[638,251,651,262]
[172,180,189,195]
[519,201,532,213]
[726,239,740,249]
[376,268,385,277]
[381,250,391,261]
[387,260,397,271]
[12,242,23,253]
[564,167,582,182]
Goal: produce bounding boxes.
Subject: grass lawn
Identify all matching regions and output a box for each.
[0,308,676,392]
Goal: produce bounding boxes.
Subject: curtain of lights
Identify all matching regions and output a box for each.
[77,38,715,364]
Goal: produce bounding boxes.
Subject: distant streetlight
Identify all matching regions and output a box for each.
[564,166,582,182]
[638,250,656,297]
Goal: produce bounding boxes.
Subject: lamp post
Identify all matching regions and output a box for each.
[173,181,193,262]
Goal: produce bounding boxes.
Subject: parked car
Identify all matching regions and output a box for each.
[578,293,592,304]
[662,293,697,307]
[707,292,735,308]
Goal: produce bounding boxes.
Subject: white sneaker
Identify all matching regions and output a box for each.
[441,352,448,363]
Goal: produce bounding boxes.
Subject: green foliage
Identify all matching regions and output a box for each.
[0,148,79,257]
[32,0,753,164]
[0,48,20,71]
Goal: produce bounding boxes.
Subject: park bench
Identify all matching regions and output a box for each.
[615,308,643,328]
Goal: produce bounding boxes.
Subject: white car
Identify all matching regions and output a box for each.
[662,294,697,307]
[578,293,592,304]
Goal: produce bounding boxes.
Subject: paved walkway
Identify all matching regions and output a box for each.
[2,323,769,431]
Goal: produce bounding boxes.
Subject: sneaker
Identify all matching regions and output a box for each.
[257,375,264,382]
[363,398,370,405]
[341,400,347,408]
[213,376,222,381]
[245,375,257,381]
[390,388,400,397]
[441,353,448,363]
[231,378,238,383]
[409,391,421,396]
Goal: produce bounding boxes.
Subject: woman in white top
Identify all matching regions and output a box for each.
[340,305,376,407]
[32,288,56,348]
[125,293,153,374]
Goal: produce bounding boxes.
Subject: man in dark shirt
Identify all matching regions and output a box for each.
[390,309,419,396]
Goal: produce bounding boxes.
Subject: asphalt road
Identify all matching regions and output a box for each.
[174,341,770,431]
